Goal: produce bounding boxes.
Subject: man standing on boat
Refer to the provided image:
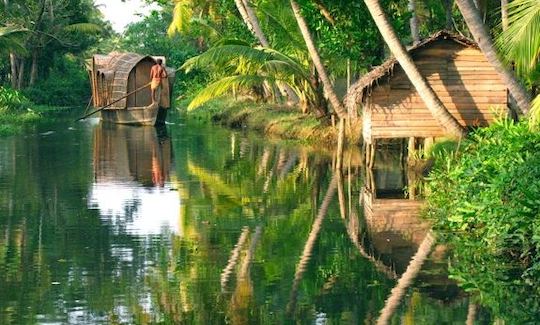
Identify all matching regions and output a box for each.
[150,59,168,105]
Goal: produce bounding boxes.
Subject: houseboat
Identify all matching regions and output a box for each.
[87,52,175,126]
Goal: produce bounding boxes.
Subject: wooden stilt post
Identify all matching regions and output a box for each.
[368,140,376,169]
[424,137,434,155]
[407,137,416,161]
[336,118,345,171]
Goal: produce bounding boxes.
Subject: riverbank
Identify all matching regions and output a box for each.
[424,119,540,322]
[185,99,362,145]
[0,105,72,136]
[0,87,70,136]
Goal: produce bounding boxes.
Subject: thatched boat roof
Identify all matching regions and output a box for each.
[88,52,174,108]
[344,31,477,111]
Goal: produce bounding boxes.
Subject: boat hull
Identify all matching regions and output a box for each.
[100,105,167,126]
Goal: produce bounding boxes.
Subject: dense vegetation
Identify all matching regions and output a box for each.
[425,119,540,322]
[0,0,539,322]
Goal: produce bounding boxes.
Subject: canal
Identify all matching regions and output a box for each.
[0,113,485,324]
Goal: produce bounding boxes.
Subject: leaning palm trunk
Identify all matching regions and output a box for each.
[455,0,531,114]
[501,0,509,31]
[408,0,420,44]
[290,0,348,119]
[363,0,466,138]
[444,0,454,30]
[234,0,298,102]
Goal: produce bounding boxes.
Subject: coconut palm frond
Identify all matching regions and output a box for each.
[0,37,27,55]
[0,26,28,38]
[213,38,252,47]
[0,26,28,55]
[168,1,192,36]
[188,75,273,110]
[497,0,540,77]
[190,17,222,38]
[258,7,305,51]
[260,48,309,78]
[182,44,272,72]
[260,59,308,81]
[63,23,102,33]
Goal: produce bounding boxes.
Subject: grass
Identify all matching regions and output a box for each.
[182,98,362,145]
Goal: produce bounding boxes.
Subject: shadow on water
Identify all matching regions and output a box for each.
[0,120,490,324]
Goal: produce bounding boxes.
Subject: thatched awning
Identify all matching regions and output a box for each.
[89,52,161,108]
[344,30,477,112]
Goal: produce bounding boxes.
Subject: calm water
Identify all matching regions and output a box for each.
[0,113,483,324]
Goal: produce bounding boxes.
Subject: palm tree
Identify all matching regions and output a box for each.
[455,0,531,114]
[363,0,466,138]
[497,0,540,122]
[289,0,347,119]
[234,0,270,47]
[444,0,454,30]
[501,0,509,31]
[408,0,420,44]
[234,0,297,101]
[181,41,323,114]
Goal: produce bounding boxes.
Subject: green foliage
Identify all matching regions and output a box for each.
[1,0,111,90]
[0,86,42,136]
[0,86,30,111]
[182,42,317,110]
[425,119,540,322]
[497,0,540,81]
[0,26,28,55]
[118,9,207,100]
[23,55,89,106]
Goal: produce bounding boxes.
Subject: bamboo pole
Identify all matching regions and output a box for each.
[76,82,152,121]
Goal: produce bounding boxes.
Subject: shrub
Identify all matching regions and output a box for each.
[23,55,89,107]
[0,86,31,111]
[425,118,540,322]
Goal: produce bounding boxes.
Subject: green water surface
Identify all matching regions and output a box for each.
[0,113,484,324]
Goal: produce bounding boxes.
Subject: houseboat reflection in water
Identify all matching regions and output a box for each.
[88,123,180,235]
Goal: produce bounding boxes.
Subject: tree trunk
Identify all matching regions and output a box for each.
[408,0,420,44]
[239,0,269,47]
[500,0,509,31]
[309,66,328,117]
[313,0,336,26]
[290,0,347,119]
[234,0,298,102]
[444,0,454,30]
[455,0,531,114]
[363,0,466,137]
[17,58,25,89]
[29,52,38,86]
[9,53,18,89]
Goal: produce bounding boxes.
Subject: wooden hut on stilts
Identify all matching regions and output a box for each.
[345,31,511,166]
[87,52,176,126]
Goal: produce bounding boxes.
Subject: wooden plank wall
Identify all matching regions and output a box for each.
[364,40,508,142]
